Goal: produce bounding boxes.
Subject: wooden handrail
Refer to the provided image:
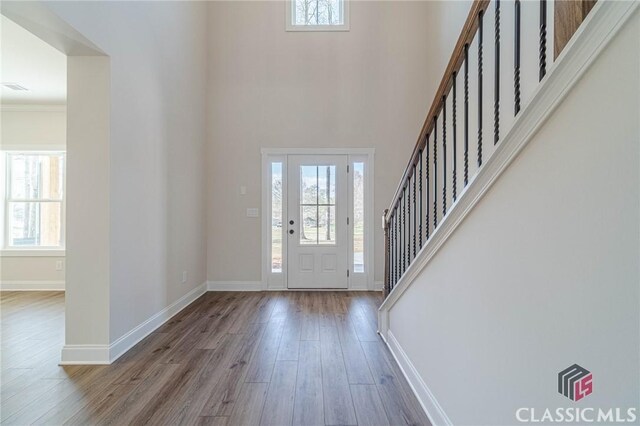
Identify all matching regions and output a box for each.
[385,0,490,223]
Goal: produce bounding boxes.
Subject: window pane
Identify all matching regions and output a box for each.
[300,206,318,245]
[271,163,283,273]
[300,166,318,205]
[9,153,64,200]
[353,162,364,272]
[9,202,62,247]
[293,0,343,26]
[318,165,335,205]
[318,205,336,245]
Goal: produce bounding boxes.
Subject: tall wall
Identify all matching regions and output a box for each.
[45,1,209,342]
[0,108,66,289]
[206,1,450,284]
[388,8,640,425]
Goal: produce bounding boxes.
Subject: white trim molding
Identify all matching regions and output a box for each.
[61,282,207,365]
[60,345,109,365]
[207,281,263,291]
[108,282,207,363]
[377,1,638,424]
[384,331,452,426]
[0,280,65,291]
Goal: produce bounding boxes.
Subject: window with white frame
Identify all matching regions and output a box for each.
[3,152,65,249]
[286,0,349,31]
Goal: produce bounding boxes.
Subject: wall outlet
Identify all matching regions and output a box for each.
[55,260,63,271]
[182,271,188,284]
[240,185,247,195]
[246,208,259,218]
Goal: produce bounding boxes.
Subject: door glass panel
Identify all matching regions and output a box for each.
[300,166,318,205]
[353,162,365,272]
[318,205,335,244]
[318,165,336,204]
[271,162,283,272]
[299,164,337,246]
[300,205,318,245]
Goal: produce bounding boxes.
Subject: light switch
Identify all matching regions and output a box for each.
[246,208,259,218]
[240,186,247,195]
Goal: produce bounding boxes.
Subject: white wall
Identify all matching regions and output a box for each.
[207,1,451,284]
[45,1,209,343]
[0,108,66,289]
[388,9,640,425]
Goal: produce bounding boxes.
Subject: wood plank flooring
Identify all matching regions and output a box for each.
[1,291,430,426]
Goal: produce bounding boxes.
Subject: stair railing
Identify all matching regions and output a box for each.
[383,0,558,296]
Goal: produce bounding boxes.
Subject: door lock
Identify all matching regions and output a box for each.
[289,229,294,235]
[289,220,294,225]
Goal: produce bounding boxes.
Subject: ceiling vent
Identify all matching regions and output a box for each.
[1,82,29,91]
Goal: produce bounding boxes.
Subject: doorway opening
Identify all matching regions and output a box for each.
[262,149,374,290]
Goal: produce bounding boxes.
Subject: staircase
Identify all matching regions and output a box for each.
[377,1,640,424]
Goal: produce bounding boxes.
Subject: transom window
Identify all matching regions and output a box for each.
[286,0,350,31]
[3,152,65,249]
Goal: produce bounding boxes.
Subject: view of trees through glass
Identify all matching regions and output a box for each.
[293,0,344,26]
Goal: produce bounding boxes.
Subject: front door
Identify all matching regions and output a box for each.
[287,155,348,289]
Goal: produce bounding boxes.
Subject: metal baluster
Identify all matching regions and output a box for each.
[412,165,417,258]
[539,0,547,80]
[464,44,470,186]
[515,0,521,114]
[442,96,447,216]
[495,0,500,145]
[394,207,399,284]
[453,74,458,201]
[478,10,484,168]
[407,178,411,266]
[419,149,423,248]
[402,188,406,273]
[425,135,430,240]
[433,116,438,230]
[390,211,395,287]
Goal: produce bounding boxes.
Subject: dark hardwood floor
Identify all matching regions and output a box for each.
[0,290,430,425]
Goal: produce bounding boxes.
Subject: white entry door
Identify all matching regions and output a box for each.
[287,155,348,289]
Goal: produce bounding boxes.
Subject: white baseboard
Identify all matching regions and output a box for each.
[108,282,207,362]
[60,282,207,365]
[0,280,65,291]
[385,330,452,426]
[60,344,110,365]
[374,280,384,291]
[207,281,262,291]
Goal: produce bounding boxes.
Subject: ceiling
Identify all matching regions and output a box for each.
[1,15,66,105]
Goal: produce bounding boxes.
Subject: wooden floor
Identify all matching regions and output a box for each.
[1,291,430,426]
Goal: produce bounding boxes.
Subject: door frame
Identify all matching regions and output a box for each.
[261,148,375,291]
